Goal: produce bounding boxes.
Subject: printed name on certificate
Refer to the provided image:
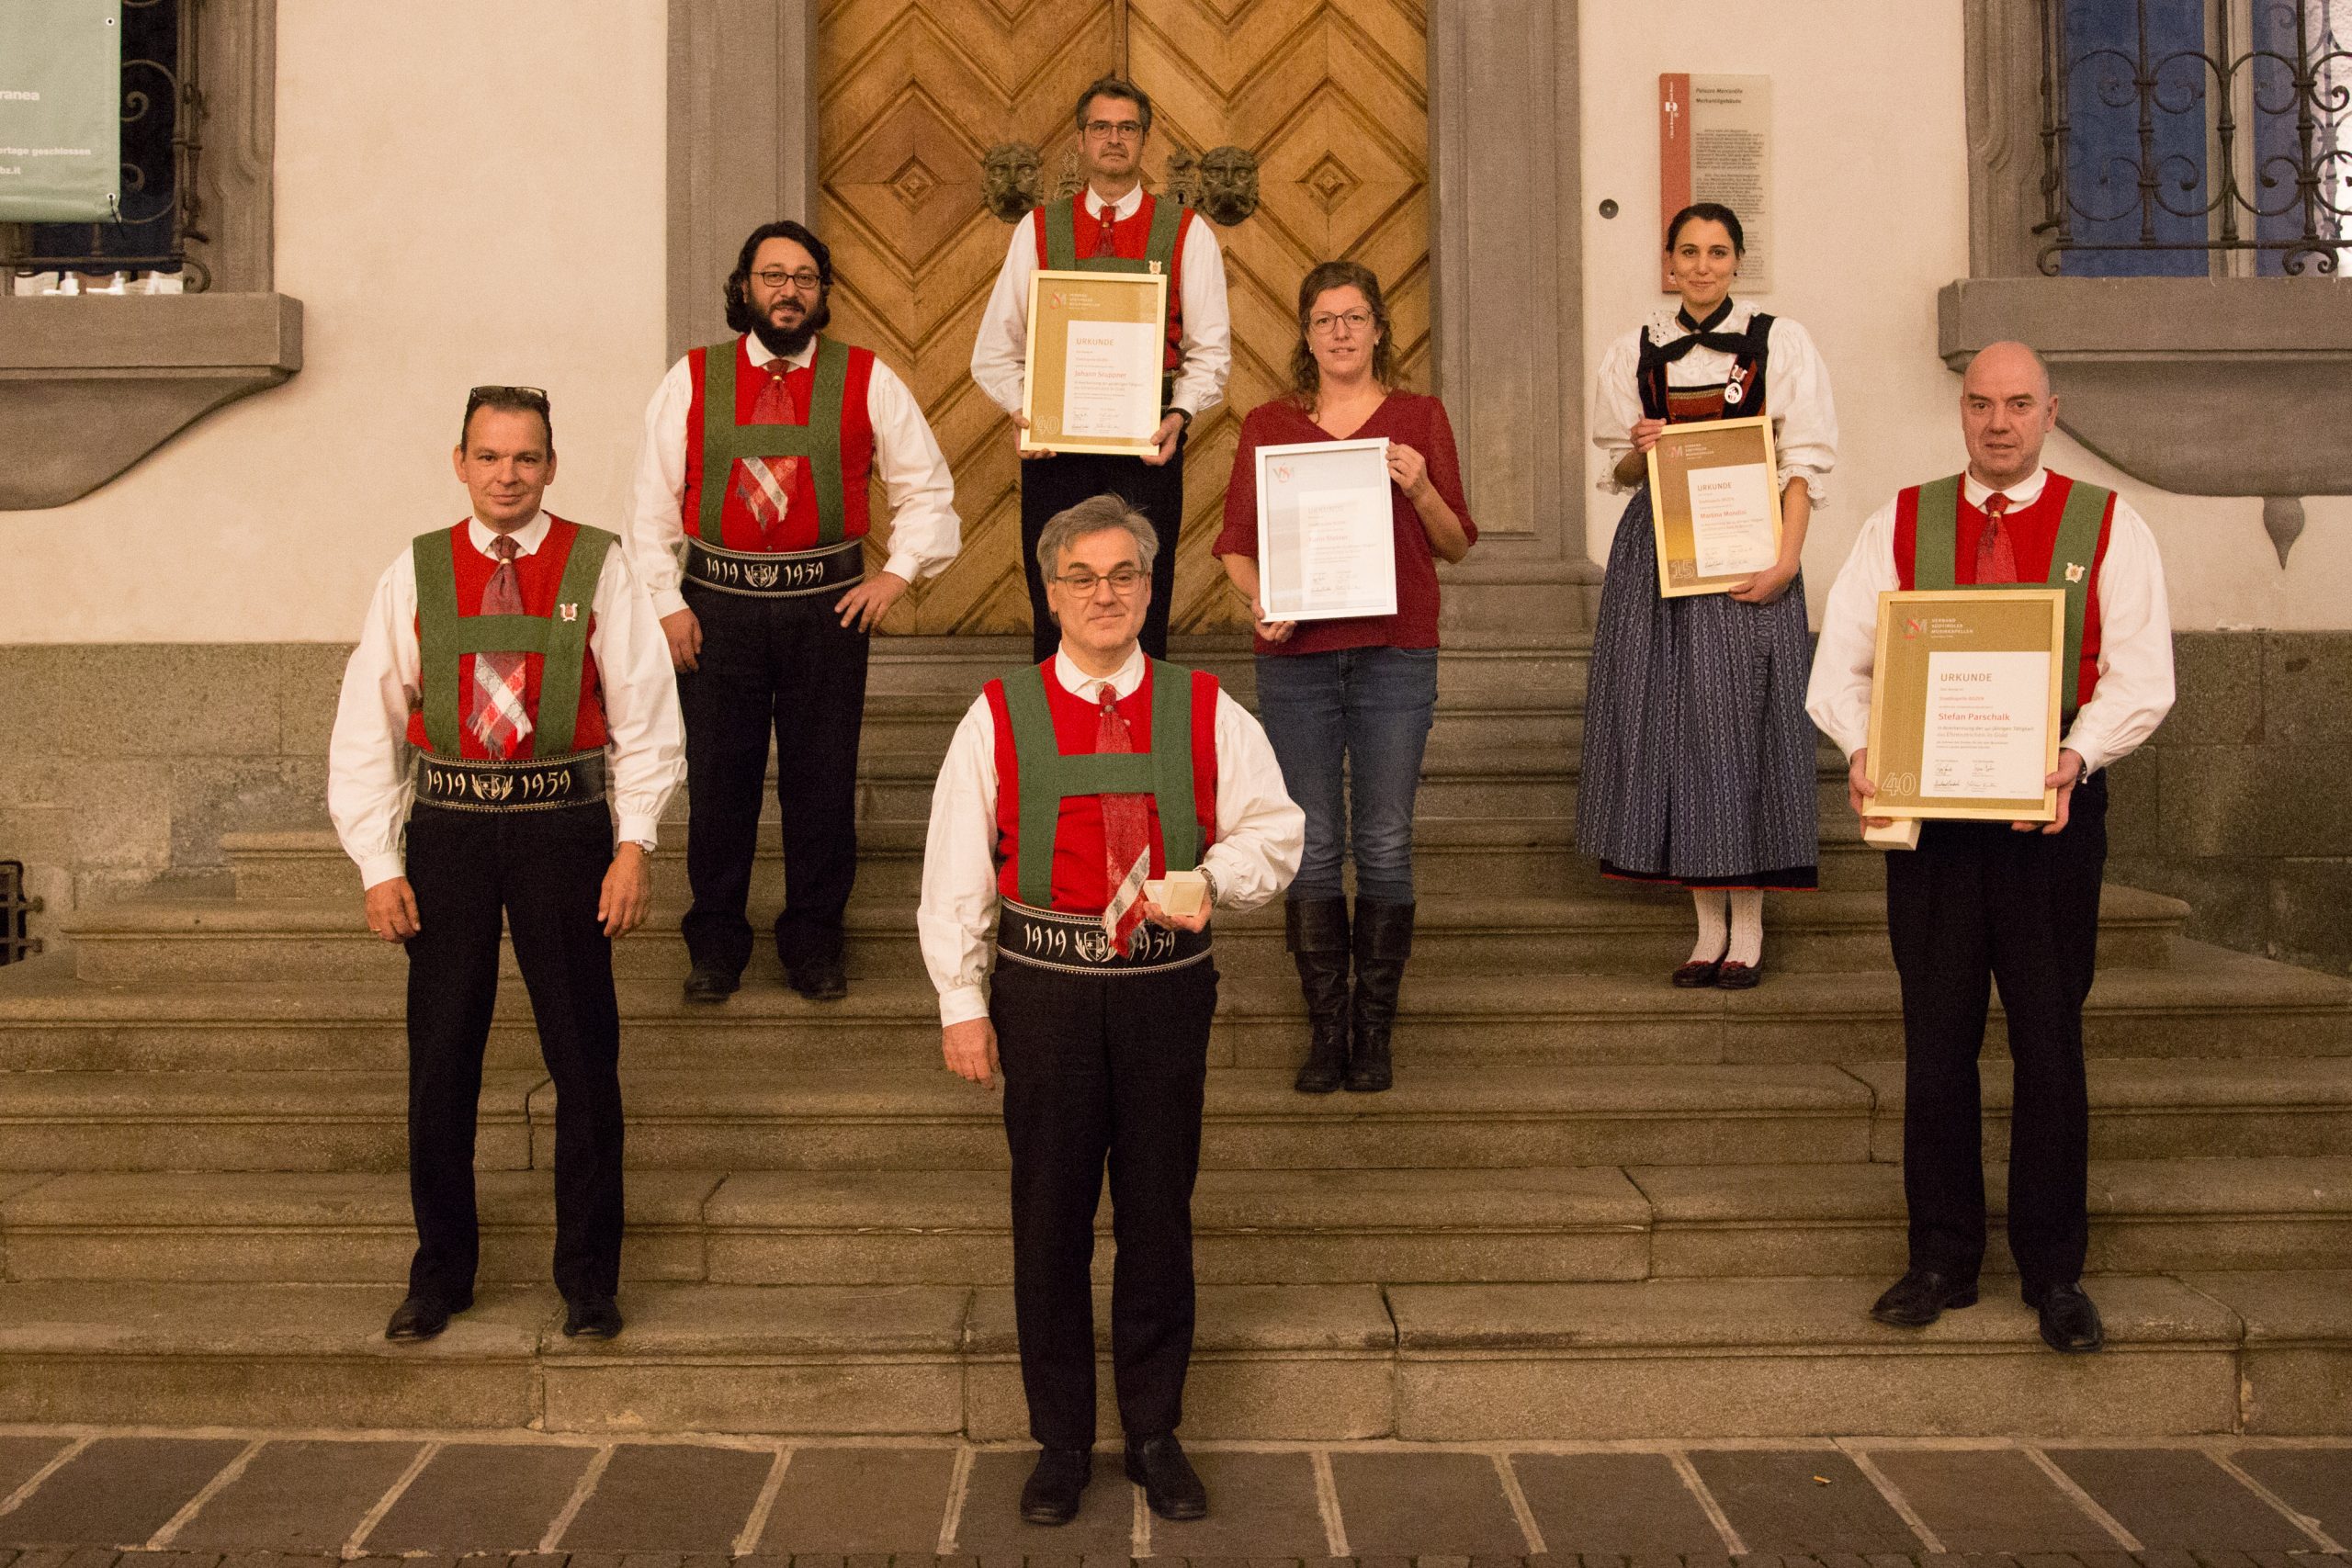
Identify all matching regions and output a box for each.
[1685,464,1778,578]
[1060,320,1158,439]
[1918,649,2050,800]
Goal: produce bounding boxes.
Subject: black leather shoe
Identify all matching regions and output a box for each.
[1287,897,1351,1095]
[1125,1433,1209,1521]
[1869,1268,1979,1328]
[562,1293,625,1339]
[1671,958,1723,987]
[2029,1281,2105,1353]
[1017,1447,1091,1526]
[384,1292,468,1341]
[682,964,740,1005]
[1714,959,1762,990]
[787,954,849,1001]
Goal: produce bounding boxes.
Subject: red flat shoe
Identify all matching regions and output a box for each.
[1715,960,1761,989]
[1671,959,1723,988]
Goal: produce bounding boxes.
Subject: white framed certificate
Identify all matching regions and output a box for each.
[1255,438,1398,622]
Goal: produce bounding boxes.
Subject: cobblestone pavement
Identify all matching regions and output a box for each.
[1,1432,2346,1562]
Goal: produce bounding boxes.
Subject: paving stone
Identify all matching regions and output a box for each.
[2191,1552,2263,1568]
[948,1454,1132,1556]
[1860,1450,2118,1554]
[1329,1455,1529,1558]
[557,1447,776,1554]
[168,1442,424,1553]
[1684,1455,1919,1556]
[2039,1452,2312,1551]
[0,1440,248,1550]
[2225,1450,2352,1545]
[753,1450,956,1556]
[363,1444,598,1555]
[1510,1455,1724,1556]
[0,1441,73,1508]
[1147,1452,1329,1560]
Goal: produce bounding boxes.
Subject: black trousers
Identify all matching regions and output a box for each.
[1884,772,2108,1297]
[1020,443,1185,666]
[677,579,871,974]
[992,954,1217,1448]
[402,800,624,1304]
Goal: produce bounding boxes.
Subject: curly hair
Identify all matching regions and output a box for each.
[1287,259,1397,405]
[723,220,834,335]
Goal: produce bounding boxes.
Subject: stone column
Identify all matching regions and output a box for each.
[666,0,820,362]
[1428,0,1595,641]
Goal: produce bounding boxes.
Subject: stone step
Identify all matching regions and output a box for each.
[9,1058,2347,1174]
[6,1157,2344,1288]
[2,1271,2340,1437]
[5,940,2344,1075]
[62,884,2190,983]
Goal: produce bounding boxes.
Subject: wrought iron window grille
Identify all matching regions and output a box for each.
[0,862,43,966]
[3,0,209,290]
[2035,0,2351,275]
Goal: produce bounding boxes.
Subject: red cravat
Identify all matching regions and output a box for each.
[1092,197,1120,257]
[730,363,804,548]
[1095,684,1151,954]
[469,535,532,758]
[1975,491,2019,584]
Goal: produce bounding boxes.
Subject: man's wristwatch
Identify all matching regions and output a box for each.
[1162,405,1193,432]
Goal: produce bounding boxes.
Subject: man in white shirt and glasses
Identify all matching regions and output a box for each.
[1806,341,2175,1358]
[919,495,1301,1527]
[329,386,685,1345]
[969,74,1232,665]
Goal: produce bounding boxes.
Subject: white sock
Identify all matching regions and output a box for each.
[1689,889,1729,964]
[1726,889,1764,966]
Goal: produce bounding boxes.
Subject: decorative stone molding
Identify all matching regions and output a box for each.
[0,0,299,511]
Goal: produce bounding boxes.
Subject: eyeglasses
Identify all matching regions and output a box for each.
[751,267,824,292]
[1052,566,1147,594]
[1083,118,1144,141]
[1307,310,1375,337]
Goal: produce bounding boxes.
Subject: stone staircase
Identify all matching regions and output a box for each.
[1,636,2347,1441]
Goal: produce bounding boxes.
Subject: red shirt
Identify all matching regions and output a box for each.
[1214,392,1475,655]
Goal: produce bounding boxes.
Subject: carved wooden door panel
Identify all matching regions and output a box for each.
[817,0,1429,635]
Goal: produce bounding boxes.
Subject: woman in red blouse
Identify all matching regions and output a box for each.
[1214,260,1476,1095]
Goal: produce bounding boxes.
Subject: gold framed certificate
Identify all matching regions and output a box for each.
[1864,588,2067,823]
[1645,415,1784,597]
[1021,269,1169,456]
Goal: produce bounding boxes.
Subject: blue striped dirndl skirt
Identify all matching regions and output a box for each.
[1574,484,1819,889]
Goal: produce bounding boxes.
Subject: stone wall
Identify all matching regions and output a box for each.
[0,634,2346,976]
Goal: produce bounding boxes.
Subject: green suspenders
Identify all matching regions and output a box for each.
[1000,660,1203,908]
[1912,473,2111,717]
[413,524,614,756]
[696,336,851,546]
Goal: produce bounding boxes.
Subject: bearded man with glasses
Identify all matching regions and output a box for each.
[970,74,1233,664]
[920,495,1301,1527]
[625,220,962,1006]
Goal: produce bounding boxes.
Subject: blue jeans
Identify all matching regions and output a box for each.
[1252,646,1440,904]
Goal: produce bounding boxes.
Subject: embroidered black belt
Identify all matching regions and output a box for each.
[996,898,1210,976]
[684,536,864,598]
[413,750,607,813]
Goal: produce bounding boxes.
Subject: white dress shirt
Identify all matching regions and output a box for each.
[918,646,1305,1027]
[624,333,963,620]
[968,185,1232,422]
[1805,467,2176,777]
[328,511,689,889]
[1590,301,1839,503]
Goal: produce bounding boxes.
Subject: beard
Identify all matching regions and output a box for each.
[750,294,830,359]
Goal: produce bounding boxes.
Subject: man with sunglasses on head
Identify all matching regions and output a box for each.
[627,220,961,1005]
[920,495,1301,1527]
[970,74,1231,664]
[330,386,685,1345]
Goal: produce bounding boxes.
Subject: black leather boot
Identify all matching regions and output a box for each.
[1286,897,1351,1094]
[1346,897,1414,1093]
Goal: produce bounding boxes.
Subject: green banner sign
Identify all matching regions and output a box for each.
[0,0,123,222]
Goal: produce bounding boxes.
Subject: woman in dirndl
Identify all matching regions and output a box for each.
[1577,202,1838,988]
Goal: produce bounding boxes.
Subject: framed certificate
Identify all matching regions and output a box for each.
[1645,415,1784,597]
[1864,588,2067,823]
[1255,437,1398,622]
[1021,269,1170,456]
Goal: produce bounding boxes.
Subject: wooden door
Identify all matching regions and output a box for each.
[817,0,1430,634]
